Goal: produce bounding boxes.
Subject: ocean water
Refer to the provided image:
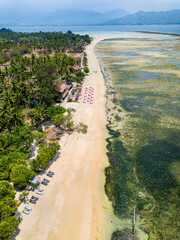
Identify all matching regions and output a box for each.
[96,33,180,239]
[2,24,180,34]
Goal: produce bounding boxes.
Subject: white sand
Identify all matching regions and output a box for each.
[16,39,107,240]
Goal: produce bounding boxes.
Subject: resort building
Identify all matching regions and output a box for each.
[56,82,72,99]
[72,65,80,71]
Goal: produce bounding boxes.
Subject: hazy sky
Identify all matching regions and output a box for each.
[0,0,179,13]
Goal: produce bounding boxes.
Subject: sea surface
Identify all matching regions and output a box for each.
[96,33,180,239]
[2,24,180,34]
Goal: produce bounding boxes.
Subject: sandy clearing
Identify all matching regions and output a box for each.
[15,39,106,240]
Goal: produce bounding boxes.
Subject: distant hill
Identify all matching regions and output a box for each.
[45,9,107,25]
[103,9,130,19]
[0,8,130,26]
[1,9,179,26]
[105,9,180,25]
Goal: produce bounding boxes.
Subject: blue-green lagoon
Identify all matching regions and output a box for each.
[96,33,180,240]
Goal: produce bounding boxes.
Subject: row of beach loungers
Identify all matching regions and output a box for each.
[83,86,94,104]
[22,171,55,215]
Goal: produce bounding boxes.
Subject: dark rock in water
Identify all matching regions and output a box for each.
[111,228,140,240]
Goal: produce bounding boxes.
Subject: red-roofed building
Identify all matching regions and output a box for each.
[72,65,80,71]
[56,83,72,99]
[57,83,66,93]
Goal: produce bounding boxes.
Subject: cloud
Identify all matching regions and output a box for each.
[0,0,179,13]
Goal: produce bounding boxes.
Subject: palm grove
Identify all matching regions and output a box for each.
[0,28,91,239]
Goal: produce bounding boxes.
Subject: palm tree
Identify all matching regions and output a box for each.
[0,105,24,131]
[27,104,47,125]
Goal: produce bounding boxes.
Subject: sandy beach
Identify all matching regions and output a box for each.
[15,38,107,240]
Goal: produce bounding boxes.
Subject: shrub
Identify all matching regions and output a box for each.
[30,143,60,170]
[10,165,35,188]
[37,126,43,132]
[47,106,66,120]
[79,122,88,134]
[83,67,89,73]
[33,131,46,143]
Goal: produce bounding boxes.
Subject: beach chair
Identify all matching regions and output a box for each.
[25,205,32,211]
[47,173,53,178]
[37,186,44,191]
[29,199,36,204]
[36,191,43,195]
[49,171,55,175]
[22,209,30,215]
[41,181,48,186]
[32,195,39,201]
[44,178,50,183]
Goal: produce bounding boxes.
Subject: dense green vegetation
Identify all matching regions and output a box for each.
[136,139,180,239]
[30,142,60,170]
[10,165,35,188]
[111,228,140,240]
[0,181,19,240]
[0,28,91,62]
[0,29,90,239]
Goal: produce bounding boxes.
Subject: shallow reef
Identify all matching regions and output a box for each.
[96,33,180,240]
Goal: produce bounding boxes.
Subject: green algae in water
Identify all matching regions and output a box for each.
[96,34,180,240]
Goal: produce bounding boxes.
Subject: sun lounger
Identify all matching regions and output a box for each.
[49,171,55,175]
[32,195,39,201]
[37,186,44,191]
[46,173,53,178]
[36,191,43,195]
[41,181,48,186]
[30,199,36,204]
[25,205,32,211]
[22,209,30,215]
[44,178,50,183]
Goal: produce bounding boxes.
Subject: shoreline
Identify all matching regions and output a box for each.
[15,38,107,240]
[136,30,180,36]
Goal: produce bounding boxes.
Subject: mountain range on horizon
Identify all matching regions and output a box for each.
[0,9,180,26]
[105,9,180,25]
